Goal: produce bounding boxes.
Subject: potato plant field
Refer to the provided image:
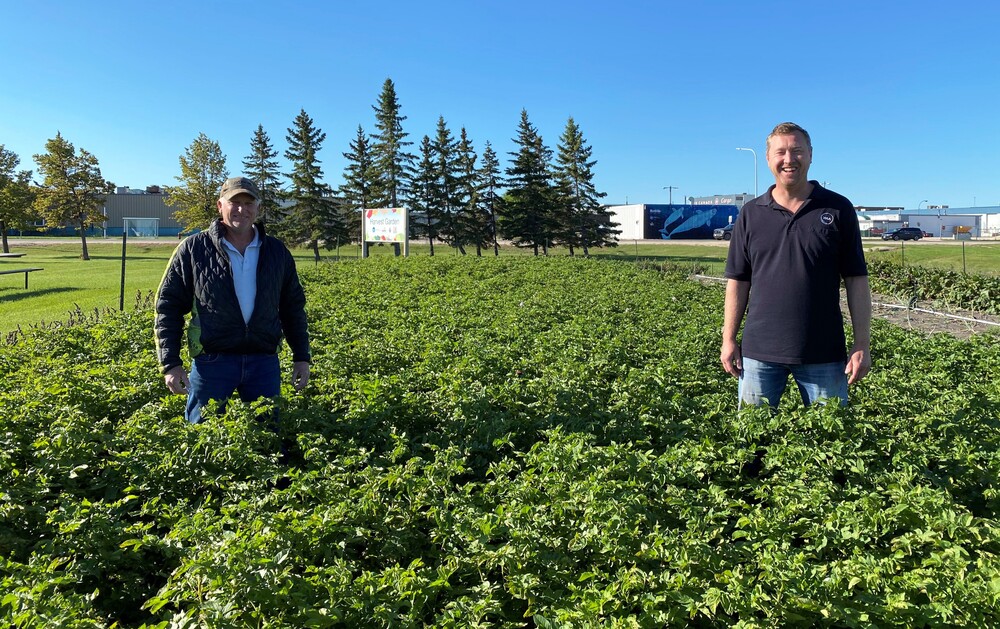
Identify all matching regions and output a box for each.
[2,256,1000,627]
[867,259,1000,315]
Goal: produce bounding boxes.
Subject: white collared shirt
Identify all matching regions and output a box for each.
[221,228,261,324]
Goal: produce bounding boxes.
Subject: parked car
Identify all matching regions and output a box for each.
[881,227,923,241]
[713,224,734,240]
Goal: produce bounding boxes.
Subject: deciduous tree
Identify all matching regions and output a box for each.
[32,133,114,260]
[0,145,35,253]
[164,133,229,233]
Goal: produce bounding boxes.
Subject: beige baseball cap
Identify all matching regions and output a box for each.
[219,176,261,201]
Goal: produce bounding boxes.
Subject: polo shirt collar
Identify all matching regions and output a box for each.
[222,226,260,254]
[758,181,826,213]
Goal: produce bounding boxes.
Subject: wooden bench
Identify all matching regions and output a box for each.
[0,267,43,289]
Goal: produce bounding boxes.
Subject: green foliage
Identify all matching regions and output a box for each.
[552,117,618,255]
[474,141,503,256]
[370,78,415,208]
[0,145,36,250]
[338,125,376,242]
[501,110,558,255]
[868,258,1000,314]
[283,109,350,260]
[2,257,1000,626]
[453,128,493,256]
[409,135,441,254]
[32,133,115,260]
[243,124,284,230]
[163,133,228,233]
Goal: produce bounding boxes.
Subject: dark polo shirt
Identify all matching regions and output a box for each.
[724,182,867,364]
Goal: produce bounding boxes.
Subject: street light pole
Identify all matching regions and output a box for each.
[736,147,757,197]
[663,186,678,206]
[918,199,927,209]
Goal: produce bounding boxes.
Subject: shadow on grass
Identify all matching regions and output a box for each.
[0,286,80,303]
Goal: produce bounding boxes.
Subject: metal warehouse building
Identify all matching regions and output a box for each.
[101,188,183,238]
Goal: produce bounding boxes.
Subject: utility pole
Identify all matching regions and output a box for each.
[663,186,678,206]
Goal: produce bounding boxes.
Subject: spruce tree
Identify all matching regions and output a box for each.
[164,133,229,233]
[0,146,35,253]
[33,133,114,260]
[553,117,618,256]
[453,128,492,256]
[242,124,283,229]
[338,125,375,243]
[284,109,347,262]
[475,141,504,256]
[409,135,441,255]
[502,109,556,255]
[370,79,415,256]
[431,116,461,252]
[370,78,414,209]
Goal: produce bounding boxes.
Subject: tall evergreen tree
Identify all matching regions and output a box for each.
[284,109,348,262]
[0,145,35,253]
[338,125,375,242]
[370,78,414,256]
[502,109,557,255]
[475,141,504,256]
[370,79,414,207]
[409,135,441,255]
[32,133,114,260]
[553,116,618,255]
[453,128,492,256]
[242,124,283,229]
[431,116,461,252]
[164,133,229,232]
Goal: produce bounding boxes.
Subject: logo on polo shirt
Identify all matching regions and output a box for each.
[820,212,834,225]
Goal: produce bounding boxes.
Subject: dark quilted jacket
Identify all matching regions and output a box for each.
[154,220,310,374]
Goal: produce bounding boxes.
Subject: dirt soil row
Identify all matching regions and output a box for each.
[853,294,1000,339]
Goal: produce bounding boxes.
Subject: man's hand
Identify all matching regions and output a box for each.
[164,366,190,395]
[292,361,311,391]
[721,279,750,379]
[845,347,871,385]
[720,340,743,379]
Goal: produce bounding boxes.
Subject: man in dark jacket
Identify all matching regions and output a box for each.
[155,176,311,423]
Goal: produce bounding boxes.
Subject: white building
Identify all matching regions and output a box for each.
[862,206,1000,238]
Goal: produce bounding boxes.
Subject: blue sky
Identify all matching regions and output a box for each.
[2,0,998,209]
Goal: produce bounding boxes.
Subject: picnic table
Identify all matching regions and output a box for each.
[0,253,43,288]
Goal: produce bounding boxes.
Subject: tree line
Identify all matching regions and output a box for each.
[0,78,619,260]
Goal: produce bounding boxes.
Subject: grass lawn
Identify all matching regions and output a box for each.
[1,237,997,333]
[863,240,1000,275]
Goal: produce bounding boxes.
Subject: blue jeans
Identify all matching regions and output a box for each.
[186,353,281,423]
[739,357,848,408]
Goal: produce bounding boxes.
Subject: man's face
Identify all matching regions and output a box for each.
[766,132,812,188]
[217,192,258,236]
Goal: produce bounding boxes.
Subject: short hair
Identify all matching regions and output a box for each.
[766,122,812,151]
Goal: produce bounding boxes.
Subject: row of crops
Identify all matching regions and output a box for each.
[2,256,1000,627]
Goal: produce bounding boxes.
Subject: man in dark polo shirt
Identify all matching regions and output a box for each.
[720,122,871,407]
